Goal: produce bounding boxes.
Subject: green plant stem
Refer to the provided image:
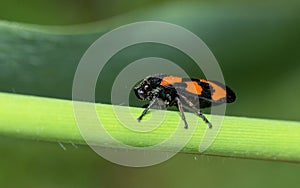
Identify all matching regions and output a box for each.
[1,92,300,162]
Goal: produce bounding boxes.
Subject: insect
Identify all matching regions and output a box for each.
[134,74,236,129]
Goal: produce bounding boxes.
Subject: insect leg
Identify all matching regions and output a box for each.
[196,111,212,129]
[176,97,189,129]
[179,94,212,128]
[137,98,158,122]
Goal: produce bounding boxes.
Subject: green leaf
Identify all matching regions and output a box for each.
[1,92,299,162]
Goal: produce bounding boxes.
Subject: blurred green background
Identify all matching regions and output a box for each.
[0,0,300,187]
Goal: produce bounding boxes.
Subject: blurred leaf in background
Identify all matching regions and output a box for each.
[0,0,169,24]
[0,0,300,187]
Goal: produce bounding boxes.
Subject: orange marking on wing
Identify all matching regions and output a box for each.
[160,76,182,86]
[200,79,208,83]
[200,79,226,100]
[185,81,203,95]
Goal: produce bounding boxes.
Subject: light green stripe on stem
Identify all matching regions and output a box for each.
[0,92,300,162]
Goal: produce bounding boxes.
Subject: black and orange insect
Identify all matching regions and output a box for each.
[134,74,236,129]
